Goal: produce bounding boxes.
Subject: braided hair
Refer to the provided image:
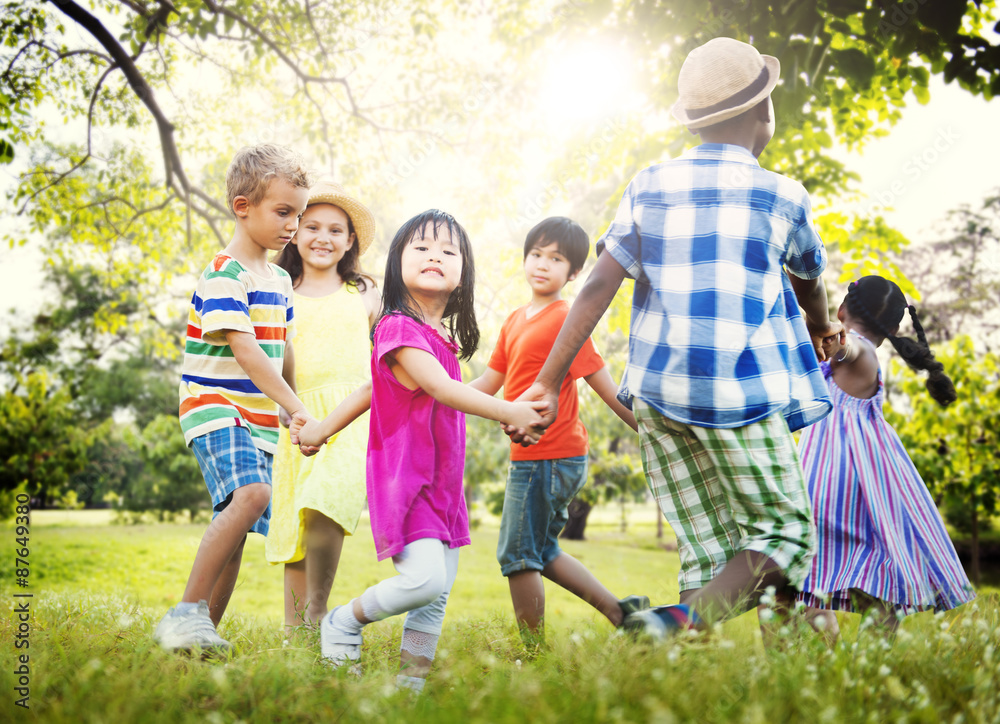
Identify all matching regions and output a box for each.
[844,276,955,407]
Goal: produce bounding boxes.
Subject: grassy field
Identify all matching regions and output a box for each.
[2,506,999,722]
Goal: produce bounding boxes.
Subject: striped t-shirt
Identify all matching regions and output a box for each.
[179,254,296,454]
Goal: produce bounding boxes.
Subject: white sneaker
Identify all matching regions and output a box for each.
[155,601,231,654]
[320,606,363,667]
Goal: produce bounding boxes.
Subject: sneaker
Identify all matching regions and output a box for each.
[617,594,651,621]
[623,604,698,641]
[320,606,363,667]
[154,601,231,654]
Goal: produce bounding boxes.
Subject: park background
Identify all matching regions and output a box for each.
[2,0,1000,721]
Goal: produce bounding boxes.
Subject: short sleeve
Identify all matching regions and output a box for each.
[568,336,605,380]
[486,318,511,375]
[597,177,642,280]
[784,189,826,280]
[373,314,435,366]
[198,266,254,344]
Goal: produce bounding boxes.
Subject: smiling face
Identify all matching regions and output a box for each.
[235,177,309,253]
[399,221,463,302]
[292,203,355,273]
[523,239,577,301]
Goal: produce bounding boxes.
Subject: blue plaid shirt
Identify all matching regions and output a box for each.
[601,144,831,431]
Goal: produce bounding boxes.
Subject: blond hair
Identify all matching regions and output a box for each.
[225,144,310,216]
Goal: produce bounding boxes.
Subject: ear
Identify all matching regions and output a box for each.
[346,232,356,250]
[836,303,846,322]
[568,270,579,282]
[232,195,250,218]
[756,97,772,123]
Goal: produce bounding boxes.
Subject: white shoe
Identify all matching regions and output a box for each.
[154,601,231,654]
[320,606,363,667]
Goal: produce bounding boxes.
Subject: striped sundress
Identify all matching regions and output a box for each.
[796,335,975,614]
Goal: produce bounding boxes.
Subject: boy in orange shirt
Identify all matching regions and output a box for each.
[472,217,644,644]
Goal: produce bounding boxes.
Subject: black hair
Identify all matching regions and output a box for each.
[374,209,479,360]
[523,216,589,275]
[844,275,956,407]
[273,204,373,293]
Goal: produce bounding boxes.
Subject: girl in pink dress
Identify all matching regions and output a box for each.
[796,275,974,642]
[293,210,545,691]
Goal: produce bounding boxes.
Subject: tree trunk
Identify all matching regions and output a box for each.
[971,505,981,587]
[561,497,593,540]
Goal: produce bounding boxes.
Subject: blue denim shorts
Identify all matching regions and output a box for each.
[190,426,273,536]
[496,456,588,576]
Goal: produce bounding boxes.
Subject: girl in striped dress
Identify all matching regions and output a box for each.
[796,275,974,641]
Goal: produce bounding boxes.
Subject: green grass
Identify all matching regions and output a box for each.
[2,508,999,722]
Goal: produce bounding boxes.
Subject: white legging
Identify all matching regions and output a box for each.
[363,538,460,637]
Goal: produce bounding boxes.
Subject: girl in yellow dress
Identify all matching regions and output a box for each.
[268,180,381,632]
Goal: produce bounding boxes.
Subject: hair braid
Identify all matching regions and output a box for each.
[846,277,956,408]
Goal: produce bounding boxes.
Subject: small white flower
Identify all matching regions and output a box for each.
[879,665,891,677]
[758,608,775,624]
[515,659,522,668]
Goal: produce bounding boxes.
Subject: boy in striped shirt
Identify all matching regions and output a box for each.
[155,144,315,654]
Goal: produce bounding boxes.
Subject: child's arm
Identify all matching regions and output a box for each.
[785,272,843,361]
[391,347,546,431]
[291,381,372,451]
[226,330,309,417]
[469,367,505,396]
[584,366,638,432]
[278,340,298,428]
[360,280,383,329]
[519,252,628,431]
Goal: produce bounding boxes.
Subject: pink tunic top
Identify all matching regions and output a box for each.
[367,313,471,560]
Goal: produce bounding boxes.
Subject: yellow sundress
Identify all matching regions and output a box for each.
[265,285,371,564]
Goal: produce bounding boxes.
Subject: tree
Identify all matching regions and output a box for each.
[885,335,1000,586]
[902,189,1000,349]
[120,413,205,521]
[0,371,89,512]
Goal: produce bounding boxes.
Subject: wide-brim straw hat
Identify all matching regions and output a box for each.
[671,37,780,130]
[306,179,376,255]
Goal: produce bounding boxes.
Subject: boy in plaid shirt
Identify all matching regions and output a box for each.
[519,38,840,635]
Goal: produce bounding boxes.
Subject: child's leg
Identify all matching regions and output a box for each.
[632,406,814,630]
[508,570,546,634]
[542,553,624,626]
[398,544,460,691]
[302,510,345,624]
[853,590,900,636]
[208,534,247,626]
[283,560,307,630]
[323,539,451,665]
[181,482,271,613]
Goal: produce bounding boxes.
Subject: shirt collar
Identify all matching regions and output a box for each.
[682,143,761,167]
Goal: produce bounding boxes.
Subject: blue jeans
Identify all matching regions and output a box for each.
[496,456,588,576]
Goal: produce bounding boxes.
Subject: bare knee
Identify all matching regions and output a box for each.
[232,483,271,517]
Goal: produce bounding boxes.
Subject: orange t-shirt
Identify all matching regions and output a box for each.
[487,300,605,461]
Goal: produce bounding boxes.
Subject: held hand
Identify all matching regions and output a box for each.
[806,319,844,361]
[505,399,550,435]
[506,381,559,446]
[289,409,323,455]
[278,407,292,428]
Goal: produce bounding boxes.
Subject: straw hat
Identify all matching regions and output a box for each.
[306,178,376,255]
[671,37,780,130]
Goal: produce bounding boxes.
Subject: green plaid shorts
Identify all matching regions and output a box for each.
[635,401,815,592]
